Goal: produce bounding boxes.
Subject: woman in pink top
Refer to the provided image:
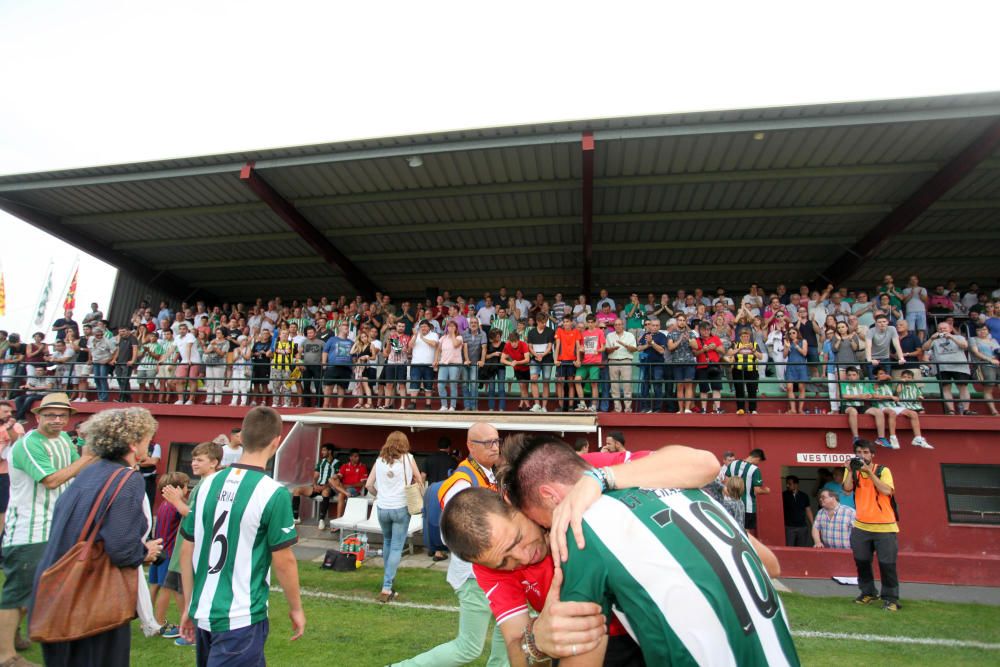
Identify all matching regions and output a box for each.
[434,321,466,411]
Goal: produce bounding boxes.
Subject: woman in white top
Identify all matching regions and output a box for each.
[572,294,592,324]
[366,431,417,603]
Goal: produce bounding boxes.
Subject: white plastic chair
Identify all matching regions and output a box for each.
[328,497,370,543]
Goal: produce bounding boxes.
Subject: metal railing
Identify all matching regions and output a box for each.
[1,356,996,418]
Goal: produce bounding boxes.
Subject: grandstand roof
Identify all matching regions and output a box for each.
[1,92,999,304]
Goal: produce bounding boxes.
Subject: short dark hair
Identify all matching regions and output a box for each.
[499,434,589,512]
[437,436,451,451]
[440,487,514,561]
[608,431,625,445]
[900,369,915,378]
[854,439,874,454]
[875,314,889,322]
[573,437,589,453]
[349,448,360,455]
[749,448,766,461]
[230,427,242,434]
[786,475,800,484]
[241,406,282,452]
[845,366,859,376]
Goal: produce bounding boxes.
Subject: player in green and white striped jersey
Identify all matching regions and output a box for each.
[502,436,799,667]
[179,406,305,661]
[723,448,770,532]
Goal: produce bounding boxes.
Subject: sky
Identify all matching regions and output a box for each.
[1,0,999,334]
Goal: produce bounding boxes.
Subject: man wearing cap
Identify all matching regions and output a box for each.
[0,393,95,666]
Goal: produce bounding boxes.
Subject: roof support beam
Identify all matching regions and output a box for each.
[814,118,1000,287]
[0,198,212,303]
[581,132,595,296]
[66,159,988,227]
[239,163,381,299]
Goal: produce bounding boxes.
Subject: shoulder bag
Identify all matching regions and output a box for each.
[30,467,140,643]
[403,454,425,515]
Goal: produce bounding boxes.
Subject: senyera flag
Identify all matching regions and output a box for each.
[0,270,5,316]
[64,265,79,311]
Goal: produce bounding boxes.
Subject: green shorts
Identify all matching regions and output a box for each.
[1,542,46,609]
[576,364,600,381]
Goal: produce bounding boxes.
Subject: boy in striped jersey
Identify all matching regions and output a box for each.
[178,407,305,663]
[497,436,799,666]
[723,449,770,534]
[886,369,933,449]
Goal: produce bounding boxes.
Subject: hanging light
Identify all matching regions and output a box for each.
[407,156,424,168]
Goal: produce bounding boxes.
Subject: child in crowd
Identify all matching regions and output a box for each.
[160,441,223,646]
[722,475,746,529]
[839,366,892,449]
[890,368,934,449]
[149,471,191,639]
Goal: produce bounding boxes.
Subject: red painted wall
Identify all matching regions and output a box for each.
[66,404,1000,583]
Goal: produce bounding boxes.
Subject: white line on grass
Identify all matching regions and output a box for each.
[280,588,1000,650]
[793,630,1000,651]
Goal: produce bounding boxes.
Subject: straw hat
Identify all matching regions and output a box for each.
[31,392,77,415]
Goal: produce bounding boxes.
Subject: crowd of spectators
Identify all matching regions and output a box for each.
[0,275,997,417]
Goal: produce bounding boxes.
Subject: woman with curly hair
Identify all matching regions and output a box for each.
[31,407,164,666]
[365,431,417,603]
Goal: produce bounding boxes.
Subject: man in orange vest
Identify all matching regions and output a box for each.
[394,421,508,666]
[842,439,900,612]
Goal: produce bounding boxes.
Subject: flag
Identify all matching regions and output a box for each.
[33,262,53,327]
[63,266,79,311]
[0,271,5,316]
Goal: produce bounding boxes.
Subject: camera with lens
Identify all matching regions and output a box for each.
[849,456,865,472]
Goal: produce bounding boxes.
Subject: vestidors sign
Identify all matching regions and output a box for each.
[795,453,854,464]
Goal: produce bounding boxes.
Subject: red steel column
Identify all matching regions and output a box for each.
[814,118,1000,287]
[581,131,595,296]
[240,162,381,299]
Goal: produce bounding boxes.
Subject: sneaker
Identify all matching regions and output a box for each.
[317,520,326,530]
[437,406,449,411]
[882,600,900,612]
[229,398,239,406]
[540,406,547,413]
[529,404,542,413]
[271,400,280,407]
[875,437,892,449]
[14,630,32,651]
[852,436,862,446]
[912,436,934,449]
[683,409,693,414]
[184,400,194,406]
[577,401,587,411]
[175,637,195,646]
[888,435,901,450]
[283,398,292,408]
[293,517,301,524]
[76,397,88,403]
[854,593,878,605]
[159,623,180,639]
[174,399,184,405]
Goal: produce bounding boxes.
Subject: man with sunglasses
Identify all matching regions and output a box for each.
[0,393,95,666]
[395,422,508,667]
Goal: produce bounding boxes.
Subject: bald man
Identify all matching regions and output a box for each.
[395,422,508,667]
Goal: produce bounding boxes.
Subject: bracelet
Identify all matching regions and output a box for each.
[521,616,549,663]
[601,466,616,491]
[582,468,608,492]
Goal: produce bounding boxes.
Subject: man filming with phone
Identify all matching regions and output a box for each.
[842,439,900,612]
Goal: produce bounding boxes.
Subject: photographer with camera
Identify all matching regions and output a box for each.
[842,439,900,612]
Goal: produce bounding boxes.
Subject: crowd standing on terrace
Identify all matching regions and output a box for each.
[0,275,997,422]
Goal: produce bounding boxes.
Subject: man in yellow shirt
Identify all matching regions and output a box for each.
[842,439,900,611]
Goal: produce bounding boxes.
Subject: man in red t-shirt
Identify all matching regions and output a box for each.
[691,321,726,414]
[333,448,368,518]
[553,316,583,413]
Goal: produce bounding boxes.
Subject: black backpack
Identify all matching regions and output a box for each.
[321,549,357,572]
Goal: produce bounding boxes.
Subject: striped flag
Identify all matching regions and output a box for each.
[33,262,53,326]
[0,270,5,316]
[63,265,79,311]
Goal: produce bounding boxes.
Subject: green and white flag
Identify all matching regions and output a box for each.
[33,261,53,327]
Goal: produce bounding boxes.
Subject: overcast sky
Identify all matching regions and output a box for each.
[2,0,999,334]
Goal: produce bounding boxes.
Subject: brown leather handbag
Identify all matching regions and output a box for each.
[29,467,140,642]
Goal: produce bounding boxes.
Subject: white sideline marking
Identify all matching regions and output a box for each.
[278,587,1000,650]
[793,630,1000,650]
